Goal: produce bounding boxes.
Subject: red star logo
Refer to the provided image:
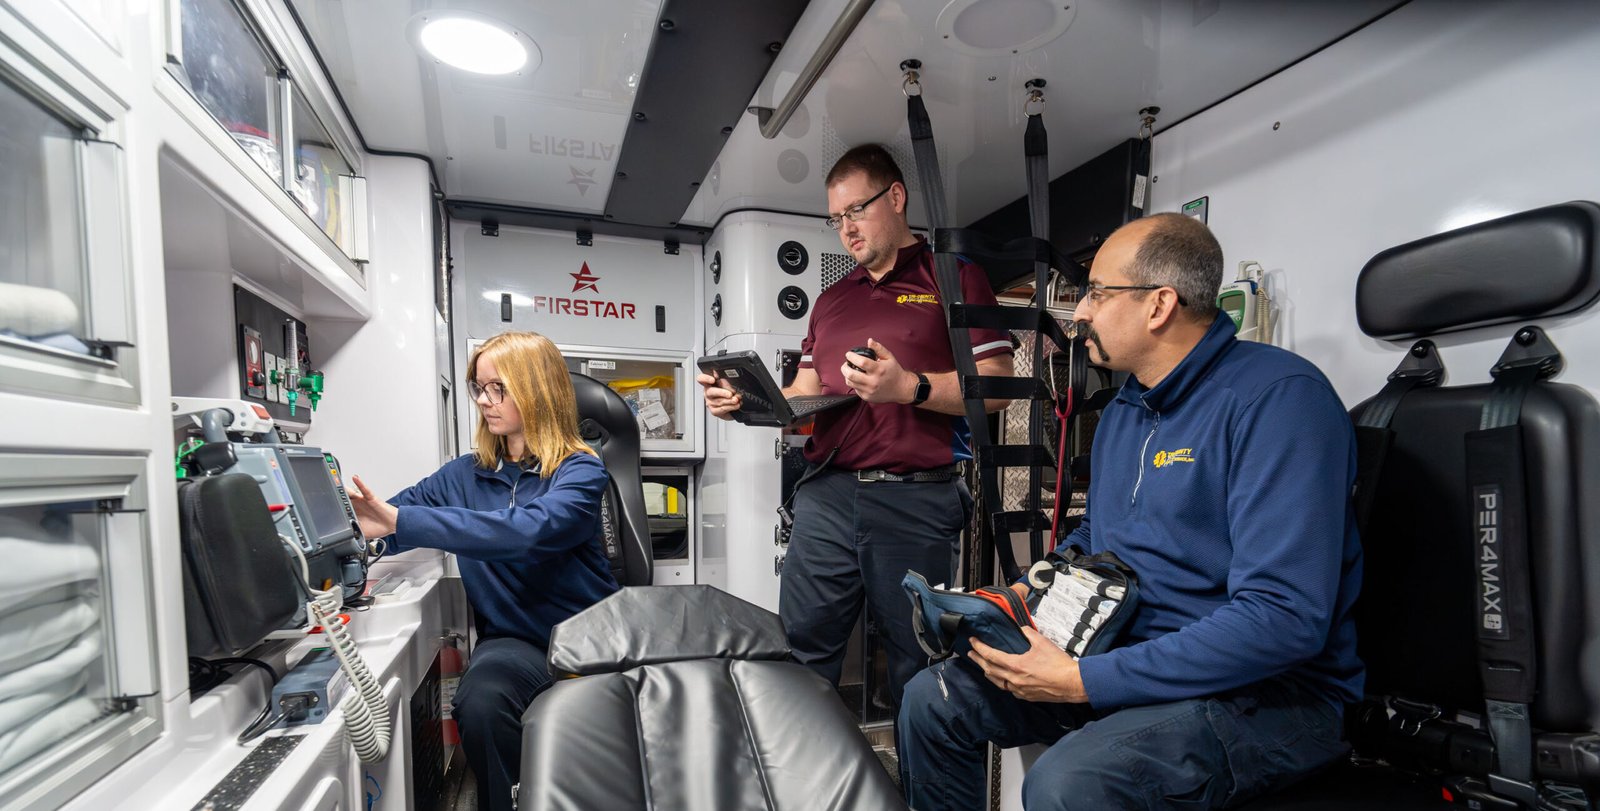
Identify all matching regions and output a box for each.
[570,262,601,293]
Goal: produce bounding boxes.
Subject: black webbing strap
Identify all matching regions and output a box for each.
[991,510,1052,533]
[578,419,626,583]
[1351,340,1443,536]
[933,228,1086,296]
[1465,327,1562,803]
[963,376,1052,401]
[1022,106,1051,565]
[978,445,1055,469]
[950,305,1075,353]
[907,90,1021,583]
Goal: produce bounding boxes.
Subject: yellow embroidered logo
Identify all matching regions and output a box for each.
[1152,448,1196,468]
[896,293,938,305]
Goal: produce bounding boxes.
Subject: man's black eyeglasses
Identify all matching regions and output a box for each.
[468,381,507,404]
[1084,283,1190,307]
[825,186,892,231]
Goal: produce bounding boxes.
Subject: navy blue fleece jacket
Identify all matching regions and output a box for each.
[386,451,618,648]
[1068,312,1364,710]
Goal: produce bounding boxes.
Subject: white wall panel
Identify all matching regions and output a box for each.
[1148,0,1600,404]
[704,211,843,346]
[308,156,442,499]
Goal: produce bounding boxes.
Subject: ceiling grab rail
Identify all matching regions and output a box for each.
[747,0,877,139]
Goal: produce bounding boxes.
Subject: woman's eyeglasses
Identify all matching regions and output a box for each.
[468,381,506,405]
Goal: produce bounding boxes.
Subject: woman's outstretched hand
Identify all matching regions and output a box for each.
[348,474,399,540]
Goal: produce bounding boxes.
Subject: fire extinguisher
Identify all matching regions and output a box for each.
[440,635,466,747]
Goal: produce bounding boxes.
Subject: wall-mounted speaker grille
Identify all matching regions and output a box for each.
[821,252,854,290]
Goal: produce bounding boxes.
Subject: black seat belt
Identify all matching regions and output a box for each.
[1351,340,1443,535]
[579,419,626,584]
[1465,326,1563,806]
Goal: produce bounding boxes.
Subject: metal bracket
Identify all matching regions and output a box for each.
[664,238,680,256]
[480,218,499,237]
[576,228,593,247]
[1491,325,1564,380]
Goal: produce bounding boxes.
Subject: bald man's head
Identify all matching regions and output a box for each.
[1109,213,1224,323]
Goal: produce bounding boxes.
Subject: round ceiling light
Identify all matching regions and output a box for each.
[419,16,530,75]
[936,0,1075,58]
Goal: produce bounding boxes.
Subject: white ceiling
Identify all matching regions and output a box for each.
[291,0,1401,229]
[290,0,663,214]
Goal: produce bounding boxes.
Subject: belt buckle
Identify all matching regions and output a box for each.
[857,469,876,483]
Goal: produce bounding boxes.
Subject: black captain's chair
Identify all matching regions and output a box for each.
[1242,201,1600,810]
[569,372,653,587]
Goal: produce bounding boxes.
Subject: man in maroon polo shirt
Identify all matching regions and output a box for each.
[697,144,1014,712]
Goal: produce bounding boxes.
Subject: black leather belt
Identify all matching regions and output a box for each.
[854,465,961,483]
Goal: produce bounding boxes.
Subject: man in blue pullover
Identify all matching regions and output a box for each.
[898,213,1363,810]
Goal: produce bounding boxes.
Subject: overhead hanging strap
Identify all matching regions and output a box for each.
[1021,79,1052,564]
[903,61,1020,583]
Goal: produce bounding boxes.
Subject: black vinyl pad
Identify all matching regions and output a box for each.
[1356,201,1600,340]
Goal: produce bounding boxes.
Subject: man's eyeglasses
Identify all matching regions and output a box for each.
[1083,283,1190,307]
[468,381,507,405]
[825,186,892,231]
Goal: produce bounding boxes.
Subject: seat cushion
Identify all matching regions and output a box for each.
[519,657,905,811]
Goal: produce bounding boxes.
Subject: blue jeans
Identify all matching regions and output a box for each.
[898,658,1347,810]
[779,471,969,713]
[453,636,553,811]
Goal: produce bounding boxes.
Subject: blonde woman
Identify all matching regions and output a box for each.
[348,331,615,811]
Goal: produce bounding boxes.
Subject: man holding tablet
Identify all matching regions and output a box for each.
[697,144,1015,714]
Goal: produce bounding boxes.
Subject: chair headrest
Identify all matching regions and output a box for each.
[547,586,790,678]
[1356,201,1600,340]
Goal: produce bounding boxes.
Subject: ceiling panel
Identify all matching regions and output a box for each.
[290,0,662,213]
[291,0,1401,233]
[681,0,1403,228]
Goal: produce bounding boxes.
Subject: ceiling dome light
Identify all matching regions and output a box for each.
[420,17,528,75]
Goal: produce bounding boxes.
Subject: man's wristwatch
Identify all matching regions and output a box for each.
[909,372,931,406]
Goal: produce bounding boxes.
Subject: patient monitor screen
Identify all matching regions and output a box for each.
[288,455,351,543]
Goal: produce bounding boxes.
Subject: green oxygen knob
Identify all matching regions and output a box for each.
[298,371,325,412]
[174,438,204,478]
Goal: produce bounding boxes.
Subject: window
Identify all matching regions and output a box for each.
[0,62,138,405]
[0,76,87,352]
[164,0,368,263]
[169,0,284,186]
[289,85,352,247]
[0,455,159,810]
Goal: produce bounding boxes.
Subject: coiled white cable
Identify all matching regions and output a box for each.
[282,536,390,763]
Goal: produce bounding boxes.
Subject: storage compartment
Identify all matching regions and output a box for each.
[0,454,160,809]
[560,345,698,458]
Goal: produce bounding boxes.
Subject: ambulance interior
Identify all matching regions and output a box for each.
[2,0,1600,809]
